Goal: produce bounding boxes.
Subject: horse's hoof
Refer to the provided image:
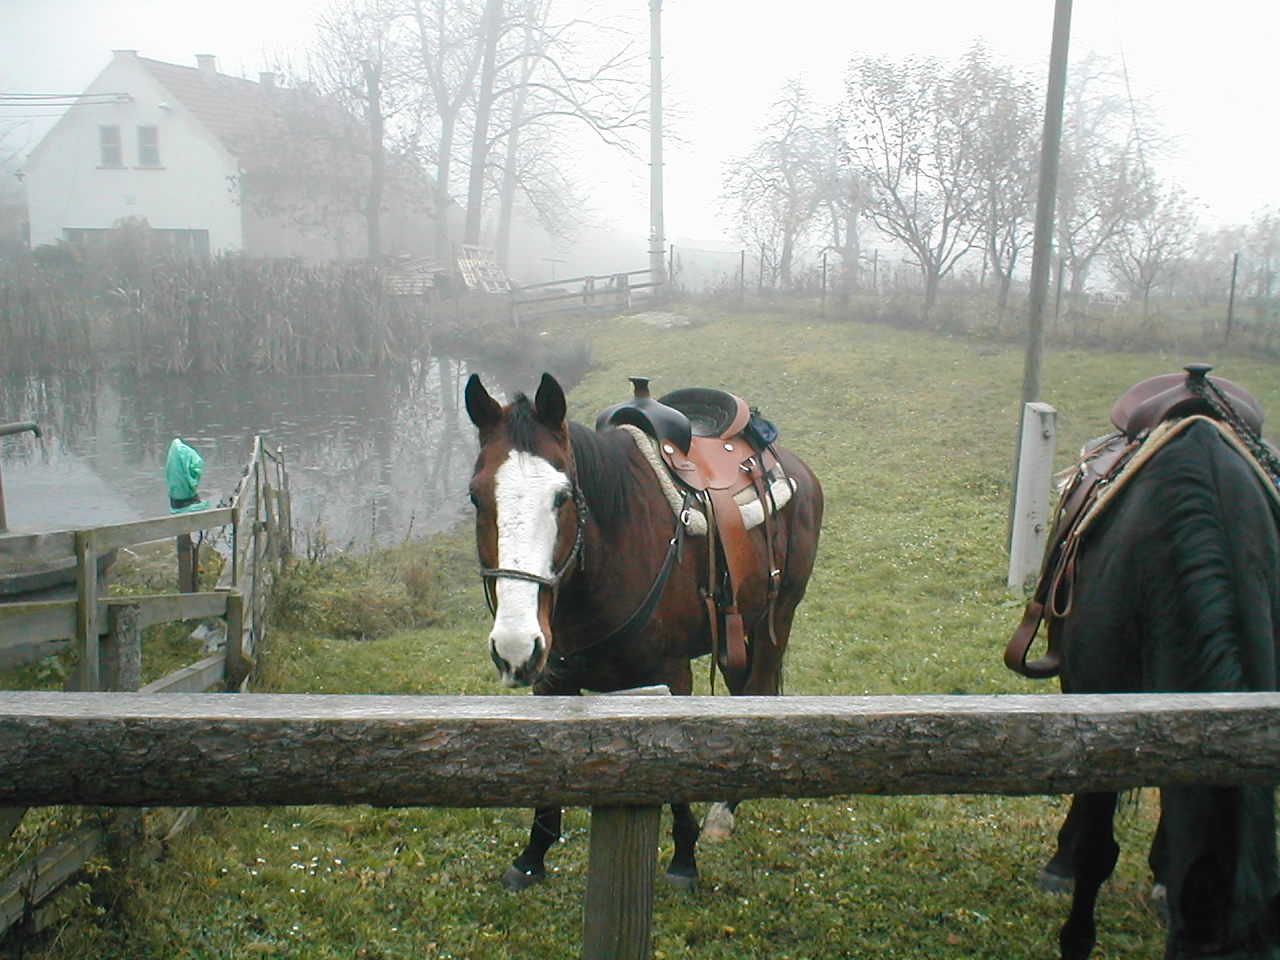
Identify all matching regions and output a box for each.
[501,865,545,891]
[701,802,735,843]
[1148,883,1168,918]
[1037,867,1073,895]
[664,869,698,891]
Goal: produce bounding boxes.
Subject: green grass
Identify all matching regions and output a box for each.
[8,306,1280,959]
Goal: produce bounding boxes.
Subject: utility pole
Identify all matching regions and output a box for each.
[1009,0,1072,550]
[1021,0,1073,405]
[648,0,665,299]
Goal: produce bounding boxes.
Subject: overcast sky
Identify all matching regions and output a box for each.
[3,0,1277,256]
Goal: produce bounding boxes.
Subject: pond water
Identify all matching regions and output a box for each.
[0,358,490,550]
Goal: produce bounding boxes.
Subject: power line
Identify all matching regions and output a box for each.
[0,93,132,108]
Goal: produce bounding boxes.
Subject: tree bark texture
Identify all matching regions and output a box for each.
[0,693,1277,808]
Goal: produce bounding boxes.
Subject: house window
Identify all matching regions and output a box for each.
[137,126,160,166]
[99,125,122,167]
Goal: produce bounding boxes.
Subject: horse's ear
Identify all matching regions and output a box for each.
[534,373,567,429]
[465,374,501,430]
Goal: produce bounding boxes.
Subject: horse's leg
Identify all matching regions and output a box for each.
[1147,808,1169,913]
[1039,795,1084,894]
[660,661,701,888]
[704,589,800,844]
[502,806,562,891]
[1058,791,1120,960]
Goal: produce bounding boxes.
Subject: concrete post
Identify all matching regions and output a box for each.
[1008,402,1057,591]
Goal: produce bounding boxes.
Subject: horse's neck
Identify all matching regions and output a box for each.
[570,423,673,557]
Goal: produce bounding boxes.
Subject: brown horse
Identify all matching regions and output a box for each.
[465,372,823,890]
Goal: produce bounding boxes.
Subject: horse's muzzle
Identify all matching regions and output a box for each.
[490,635,546,688]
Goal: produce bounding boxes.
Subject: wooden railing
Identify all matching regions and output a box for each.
[0,436,290,935]
[0,691,1276,958]
[510,268,661,322]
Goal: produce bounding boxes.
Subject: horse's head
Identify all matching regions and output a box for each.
[465,372,584,687]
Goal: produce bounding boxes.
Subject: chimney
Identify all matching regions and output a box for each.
[259,71,277,90]
[195,54,217,79]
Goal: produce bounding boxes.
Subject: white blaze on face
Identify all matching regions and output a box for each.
[489,450,570,680]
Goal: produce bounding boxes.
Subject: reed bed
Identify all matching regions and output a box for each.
[0,248,467,376]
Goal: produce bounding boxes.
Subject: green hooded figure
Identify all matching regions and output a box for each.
[166,438,209,514]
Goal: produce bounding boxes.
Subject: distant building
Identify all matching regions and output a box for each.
[23,50,446,260]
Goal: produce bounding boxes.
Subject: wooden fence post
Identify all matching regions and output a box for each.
[223,591,250,692]
[1008,402,1057,591]
[582,805,660,960]
[176,534,197,593]
[74,530,99,691]
[103,601,144,861]
[102,603,142,693]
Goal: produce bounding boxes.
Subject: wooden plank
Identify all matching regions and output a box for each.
[124,592,227,629]
[92,508,234,553]
[0,531,76,564]
[583,806,659,960]
[0,594,226,651]
[0,601,76,651]
[0,638,72,671]
[138,653,226,694]
[1,693,1279,808]
[0,824,105,934]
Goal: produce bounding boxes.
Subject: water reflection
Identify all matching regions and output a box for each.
[0,358,482,549]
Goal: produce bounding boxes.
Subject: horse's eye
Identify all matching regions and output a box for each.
[553,489,570,510]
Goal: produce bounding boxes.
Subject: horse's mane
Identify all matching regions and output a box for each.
[506,396,635,536]
[1152,421,1254,693]
[568,421,636,536]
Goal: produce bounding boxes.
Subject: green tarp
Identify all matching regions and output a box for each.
[166,437,209,514]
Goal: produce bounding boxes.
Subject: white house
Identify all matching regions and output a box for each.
[24,50,437,260]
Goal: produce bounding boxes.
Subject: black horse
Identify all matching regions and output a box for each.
[1016,389,1280,958]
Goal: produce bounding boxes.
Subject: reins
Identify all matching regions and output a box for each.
[550,495,695,670]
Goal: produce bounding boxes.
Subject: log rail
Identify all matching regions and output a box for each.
[2,691,1278,959]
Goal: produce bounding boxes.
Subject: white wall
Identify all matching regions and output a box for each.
[24,52,244,252]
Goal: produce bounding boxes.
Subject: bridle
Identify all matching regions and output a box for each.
[478,478,589,617]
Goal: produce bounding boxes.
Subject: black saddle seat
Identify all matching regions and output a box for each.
[658,387,750,439]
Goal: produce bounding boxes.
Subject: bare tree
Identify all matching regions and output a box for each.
[1104,178,1199,317]
[722,80,827,289]
[953,45,1039,313]
[1054,54,1163,299]
[408,0,486,259]
[839,55,983,312]
[460,0,645,249]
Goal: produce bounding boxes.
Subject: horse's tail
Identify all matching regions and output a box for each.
[1153,419,1280,939]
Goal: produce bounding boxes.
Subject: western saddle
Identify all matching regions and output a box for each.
[1005,363,1268,679]
[597,377,786,680]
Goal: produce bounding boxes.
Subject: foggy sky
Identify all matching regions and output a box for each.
[3,0,1277,252]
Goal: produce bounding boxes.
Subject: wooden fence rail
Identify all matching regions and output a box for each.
[0,436,289,938]
[0,691,1277,959]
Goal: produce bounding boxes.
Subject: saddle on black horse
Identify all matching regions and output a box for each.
[597,377,788,681]
[1006,363,1273,679]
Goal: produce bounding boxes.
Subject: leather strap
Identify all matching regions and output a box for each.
[1005,434,1138,678]
[709,484,753,677]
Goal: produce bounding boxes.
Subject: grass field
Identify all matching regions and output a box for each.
[9,304,1280,959]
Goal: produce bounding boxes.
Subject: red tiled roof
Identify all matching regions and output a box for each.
[136,57,264,152]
